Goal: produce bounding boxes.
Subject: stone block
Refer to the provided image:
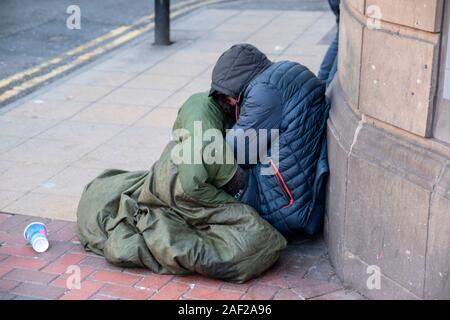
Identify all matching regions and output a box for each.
[359,28,438,137]
[425,165,450,299]
[325,81,362,278]
[324,124,348,279]
[338,7,364,110]
[342,249,421,299]
[348,0,366,14]
[345,155,430,297]
[351,124,445,190]
[365,0,444,32]
[435,162,450,198]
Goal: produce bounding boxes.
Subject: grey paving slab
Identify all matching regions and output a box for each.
[1,138,96,166]
[34,166,106,198]
[70,103,152,125]
[0,190,25,211]
[96,87,174,107]
[37,120,127,146]
[0,135,27,154]
[0,116,58,138]
[3,192,80,221]
[0,162,66,192]
[5,100,89,121]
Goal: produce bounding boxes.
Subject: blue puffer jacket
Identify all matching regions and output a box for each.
[210,44,330,235]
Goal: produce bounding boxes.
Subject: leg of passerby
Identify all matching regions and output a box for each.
[318,0,340,87]
[318,29,339,85]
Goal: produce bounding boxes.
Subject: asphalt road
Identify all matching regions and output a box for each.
[0,0,185,80]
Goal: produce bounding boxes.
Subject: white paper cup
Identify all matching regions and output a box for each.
[24,222,49,253]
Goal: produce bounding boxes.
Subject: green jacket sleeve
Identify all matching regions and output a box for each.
[172,93,238,204]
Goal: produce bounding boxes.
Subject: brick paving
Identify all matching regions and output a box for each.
[0,212,365,300]
[0,4,364,300]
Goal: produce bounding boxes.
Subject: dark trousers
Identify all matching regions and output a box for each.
[318,27,339,88]
[238,167,261,213]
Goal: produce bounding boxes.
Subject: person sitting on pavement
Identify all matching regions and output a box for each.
[209,43,330,236]
[76,91,287,283]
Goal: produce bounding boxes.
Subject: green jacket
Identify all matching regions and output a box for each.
[76,93,287,283]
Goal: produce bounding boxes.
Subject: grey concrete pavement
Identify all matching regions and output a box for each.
[0,5,335,221]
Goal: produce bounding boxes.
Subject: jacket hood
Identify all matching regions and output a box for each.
[209,43,272,98]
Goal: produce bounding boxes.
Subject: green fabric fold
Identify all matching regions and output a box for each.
[76,93,287,283]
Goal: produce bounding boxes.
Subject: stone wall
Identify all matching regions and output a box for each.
[325,0,450,299]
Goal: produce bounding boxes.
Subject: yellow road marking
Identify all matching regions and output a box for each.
[0,25,153,102]
[0,0,223,103]
[0,25,133,89]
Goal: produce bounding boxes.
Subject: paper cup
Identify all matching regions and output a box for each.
[24,222,49,253]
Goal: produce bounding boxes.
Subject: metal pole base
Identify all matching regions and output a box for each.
[154,0,171,46]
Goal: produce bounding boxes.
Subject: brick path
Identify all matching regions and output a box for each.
[0,212,364,300]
